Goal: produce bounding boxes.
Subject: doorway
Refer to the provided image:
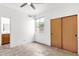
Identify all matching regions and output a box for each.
[50,15,78,53]
[1,17,10,45]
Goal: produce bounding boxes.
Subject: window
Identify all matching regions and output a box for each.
[35,18,45,32]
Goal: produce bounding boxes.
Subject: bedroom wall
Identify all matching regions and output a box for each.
[35,3,79,54]
[0,5,35,47]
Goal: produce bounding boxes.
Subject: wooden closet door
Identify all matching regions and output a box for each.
[62,15,77,53]
[51,18,62,48]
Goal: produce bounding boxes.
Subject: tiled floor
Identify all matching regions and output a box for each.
[0,42,78,56]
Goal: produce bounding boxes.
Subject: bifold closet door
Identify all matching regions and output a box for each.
[51,18,62,48]
[62,15,77,53]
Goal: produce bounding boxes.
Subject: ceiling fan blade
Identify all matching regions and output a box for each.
[20,3,27,7]
[30,3,36,10]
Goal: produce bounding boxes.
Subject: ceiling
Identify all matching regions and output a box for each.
[0,3,50,15]
[0,3,79,16]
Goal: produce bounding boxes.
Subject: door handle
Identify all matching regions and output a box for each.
[75,34,77,37]
[51,33,53,35]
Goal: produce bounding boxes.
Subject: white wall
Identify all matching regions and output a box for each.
[35,3,79,53]
[0,5,35,47]
[35,18,50,45]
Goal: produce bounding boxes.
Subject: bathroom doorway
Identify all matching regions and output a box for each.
[1,17,10,45]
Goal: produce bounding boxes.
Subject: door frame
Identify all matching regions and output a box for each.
[50,14,78,53]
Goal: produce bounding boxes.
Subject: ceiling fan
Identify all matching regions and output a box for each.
[20,3,36,10]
